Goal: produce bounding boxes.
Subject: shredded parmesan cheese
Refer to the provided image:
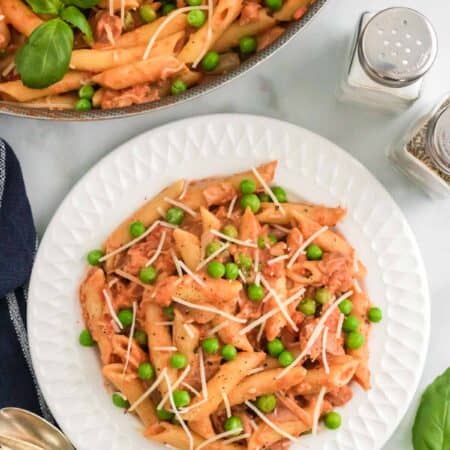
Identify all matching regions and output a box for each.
[210,229,257,248]
[158,364,191,409]
[102,289,123,330]
[179,181,189,200]
[173,297,247,324]
[223,433,251,445]
[276,290,353,379]
[120,0,125,24]
[146,231,167,267]
[196,242,229,270]
[239,288,305,335]
[182,382,200,396]
[238,269,247,283]
[221,389,231,418]
[227,196,238,218]
[152,346,178,351]
[122,301,137,376]
[267,254,289,265]
[247,367,265,375]
[244,401,298,442]
[128,368,167,412]
[251,167,286,215]
[104,24,116,46]
[353,280,362,293]
[287,226,328,269]
[321,326,329,375]
[336,313,345,338]
[272,224,290,233]
[155,321,174,326]
[312,387,326,435]
[260,275,298,332]
[177,260,206,287]
[2,62,15,77]
[256,321,265,342]
[108,277,119,288]
[183,323,195,338]
[254,249,260,274]
[261,291,272,303]
[196,429,244,450]
[143,6,208,60]
[109,0,114,15]
[111,319,121,333]
[164,197,198,217]
[160,221,178,229]
[199,348,208,399]
[249,420,258,432]
[171,250,183,277]
[208,320,228,335]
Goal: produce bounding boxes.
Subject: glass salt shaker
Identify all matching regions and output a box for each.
[337,7,438,112]
[388,95,450,198]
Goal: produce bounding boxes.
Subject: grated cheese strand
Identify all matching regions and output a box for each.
[222,433,251,445]
[164,372,194,450]
[160,221,178,229]
[196,429,244,450]
[102,289,123,330]
[183,323,195,338]
[254,249,260,274]
[208,320,228,335]
[227,195,238,218]
[143,6,208,60]
[155,321,174,326]
[171,250,183,277]
[179,180,189,200]
[192,0,214,68]
[221,389,231,418]
[177,260,206,287]
[108,0,114,15]
[260,275,298,332]
[128,368,167,412]
[256,321,265,342]
[182,382,200,396]
[267,254,290,265]
[247,367,265,375]
[196,242,229,270]
[272,224,290,233]
[249,420,258,432]
[173,296,247,324]
[111,319,121,333]
[244,401,298,442]
[336,313,345,339]
[99,220,161,262]
[120,0,125,24]
[2,62,16,77]
[239,288,305,335]
[122,301,137,376]
[146,231,167,267]
[353,279,362,293]
[238,269,247,283]
[251,167,286,215]
[287,226,328,269]
[276,290,353,379]
[312,387,327,436]
[210,229,257,248]
[199,348,208,399]
[164,197,198,217]
[152,346,178,351]
[322,326,329,375]
[158,364,191,409]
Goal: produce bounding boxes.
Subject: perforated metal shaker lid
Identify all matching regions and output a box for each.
[427,103,450,176]
[358,8,438,87]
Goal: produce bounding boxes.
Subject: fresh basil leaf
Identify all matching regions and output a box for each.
[60,6,93,45]
[15,19,73,89]
[61,0,101,8]
[25,0,62,15]
[412,367,450,450]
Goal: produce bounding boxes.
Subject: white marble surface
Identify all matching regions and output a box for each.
[0,0,449,448]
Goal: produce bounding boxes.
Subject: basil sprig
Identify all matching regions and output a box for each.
[16,2,98,88]
[412,367,450,449]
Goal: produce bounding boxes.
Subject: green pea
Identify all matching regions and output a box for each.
[257,236,267,249]
[240,179,256,194]
[278,350,294,367]
[264,0,282,10]
[222,224,238,238]
[224,415,243,435]
[239,36,257,54]
[315,287,332,304]
[112,392,129,408]
[368,306,382,323]
[75,98,91,112]
[221,344,237,361]
[268,234,278,244]
[238,253,253,271]
[256,394,277,413]
[247,283,264,302]
[172,389,191,407]
[79,329,95,346]
[345,331,364,350]
[306,243,323,260]
[271,186,287,202]
[224,262,239,280]
[342,315,360,333]
[166,207,184,225]
[163,304,175,320]
[87,249,104,266]
[162,3,176,14]
[78,84,95,99]
[171,79,187,95]
[134,330,148,347]
[207,261,225,278]
[130,220,146,237]
[266,338,284,357]
[240,194,261,213]
[138,362,155,380]
[123,10,135,30]
[206,240,222,257]
[157,408,174,421]
[258,193,271,202]
[139,4,157,22]
[339,299,353,316]
[201,51,220,71]
[170,353,188,369]
[187,0,202,5]
[297,298,316,316]
[187,9,206,27]
[139,266,158,284]
[202,337,220,354]
[324,411,341,429]
[118,309,133,327]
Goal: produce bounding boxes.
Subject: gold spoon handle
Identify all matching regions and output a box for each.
[0,433,45,450]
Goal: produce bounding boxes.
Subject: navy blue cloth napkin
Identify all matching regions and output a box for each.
[0,139,52,421]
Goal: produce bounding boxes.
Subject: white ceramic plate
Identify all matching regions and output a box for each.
[28,114,430,450]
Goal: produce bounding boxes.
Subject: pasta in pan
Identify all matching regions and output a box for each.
[78,161,382,449]
[0,0,314,111]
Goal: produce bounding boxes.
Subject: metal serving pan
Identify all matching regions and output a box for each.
[0,0,327,121]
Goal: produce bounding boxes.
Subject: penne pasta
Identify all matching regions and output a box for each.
[0,0,42,36]
[248,420,308,450]
[274,0,312,21]
[173,228,202,271]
